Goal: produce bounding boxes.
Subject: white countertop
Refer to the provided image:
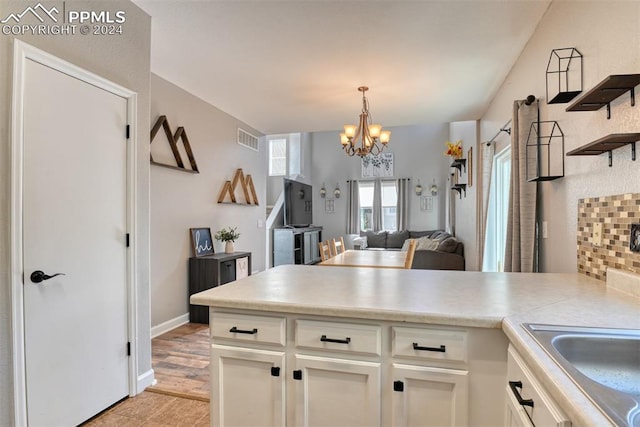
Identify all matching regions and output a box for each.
[190,264,640,426]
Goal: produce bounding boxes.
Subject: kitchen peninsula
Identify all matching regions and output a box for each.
[191,265,640,426]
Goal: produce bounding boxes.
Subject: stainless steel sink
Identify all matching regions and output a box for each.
[523,324,640,427]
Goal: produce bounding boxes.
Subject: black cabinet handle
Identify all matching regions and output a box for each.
[320,335,351,344]
[412,343,446,352]
[271,367,280,377]
[229,326,258,334]
[509,381,534,408]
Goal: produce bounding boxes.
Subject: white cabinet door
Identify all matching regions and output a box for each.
[303,230,320,264]
[391,363,469,427]
[293,354,381,427]
[211,344,285,427]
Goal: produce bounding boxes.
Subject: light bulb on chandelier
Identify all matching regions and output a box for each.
[339,86,390,157]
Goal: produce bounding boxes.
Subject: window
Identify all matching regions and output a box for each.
[358,180,398,231]
[483,146,511,272]
[268,137,287,176]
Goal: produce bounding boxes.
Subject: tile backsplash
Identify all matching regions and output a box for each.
[578,193,640,281]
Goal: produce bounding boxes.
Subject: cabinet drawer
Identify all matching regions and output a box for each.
[295,320,381,356]
[392,326,467,363]
[210,312,286,347]
[507,345,570,427]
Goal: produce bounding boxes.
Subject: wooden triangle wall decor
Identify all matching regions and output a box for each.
[150,115,199,173]
[218,168,259,205]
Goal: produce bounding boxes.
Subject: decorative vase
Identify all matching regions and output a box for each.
[225,241,234,254]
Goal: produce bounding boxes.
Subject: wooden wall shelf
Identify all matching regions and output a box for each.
[566,74,640,119]
[150,115,199,173]
[217,168,259,205]
[566,133,640,167]
[451,184,467,199]
[150,160,199,174]
[450,158,466,173]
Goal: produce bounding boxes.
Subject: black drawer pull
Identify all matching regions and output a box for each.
[509,381,534,408]
[320,335,351,344]
[413,343,446,352]
[229,326,258,335]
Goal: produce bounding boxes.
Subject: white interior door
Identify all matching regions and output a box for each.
[22,57,130,426]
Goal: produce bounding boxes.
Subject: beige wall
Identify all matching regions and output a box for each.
[150,73,266,328]
[480,0,640,272]
[0,1,151,423]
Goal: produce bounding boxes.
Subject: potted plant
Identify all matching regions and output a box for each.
[215,226,241,253]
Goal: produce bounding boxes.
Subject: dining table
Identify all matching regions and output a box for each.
[318,249,407,269]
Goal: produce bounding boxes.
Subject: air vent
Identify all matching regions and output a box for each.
[238,128,259,151]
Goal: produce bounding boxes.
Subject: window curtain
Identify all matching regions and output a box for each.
[504,100,538,272]
[372,179,382,232]
[476,141,495,269]
[395,178,409,231]
[346,180,360,234]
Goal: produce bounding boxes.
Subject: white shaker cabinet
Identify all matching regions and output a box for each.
[293,355,381,427]
[211,345,285,427]
[208,309,508,427]
[391,364,468,427]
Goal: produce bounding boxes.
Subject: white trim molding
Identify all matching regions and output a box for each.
[150,313,190,339]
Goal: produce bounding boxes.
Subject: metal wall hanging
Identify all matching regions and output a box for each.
[546,48,583,104]
[526,119,565,181]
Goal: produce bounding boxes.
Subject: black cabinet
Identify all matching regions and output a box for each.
[188,252,251,323]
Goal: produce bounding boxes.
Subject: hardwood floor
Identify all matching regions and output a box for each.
[84,323,211,425]
[148,323,210,401]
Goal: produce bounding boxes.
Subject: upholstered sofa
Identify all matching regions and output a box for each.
[356,230,465,271]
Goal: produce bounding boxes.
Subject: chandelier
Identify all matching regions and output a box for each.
[340,86,390,157]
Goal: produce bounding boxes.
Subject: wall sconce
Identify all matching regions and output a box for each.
[415,180,423,196]
[334,183,341,198]
[430,179,438,196]
[319,183,327,198]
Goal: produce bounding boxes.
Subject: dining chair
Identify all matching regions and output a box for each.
[318,240,332,261]
[330,236,345,257]
[404,239,417,269]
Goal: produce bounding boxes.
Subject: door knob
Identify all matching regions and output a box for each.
[30,270,65,284]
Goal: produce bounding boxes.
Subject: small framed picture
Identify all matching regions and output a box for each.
[325,198,335,213]
[420,196,434,212]
[190,227,214,257]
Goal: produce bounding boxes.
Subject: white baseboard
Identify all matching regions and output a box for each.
[136,369,155,393]
[150,313,190,338]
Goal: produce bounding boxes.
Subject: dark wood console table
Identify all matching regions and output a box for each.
[188,252,251,323]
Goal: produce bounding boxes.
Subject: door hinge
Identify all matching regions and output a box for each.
[393,380,404,392]
[126,124,130,139]
[293,369,302,380]
[271,367,280,377]
[126,233,130,247]
[127,341,131,356]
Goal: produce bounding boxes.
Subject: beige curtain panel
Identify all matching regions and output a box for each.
[504,99,538,272]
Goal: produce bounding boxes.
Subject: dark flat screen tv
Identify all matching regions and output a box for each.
[283,178,313,227]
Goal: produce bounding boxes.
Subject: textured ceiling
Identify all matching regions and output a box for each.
[133,0,551,134]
